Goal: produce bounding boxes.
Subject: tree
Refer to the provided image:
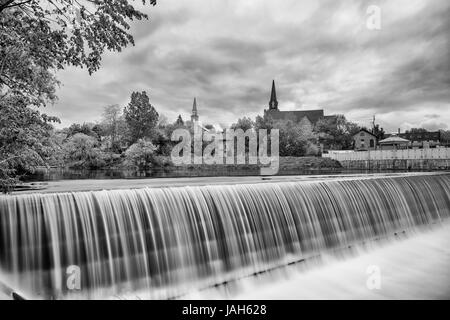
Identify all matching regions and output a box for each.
[440,130,450,146]
[231,117,254,132]
[91,123,106,140]
[372,124,385,140]
[254,114,274,131]
[407,128,428,133]
[0,97,59,192]
[123,91,159,143]
[66,122,98,139]
[63,133,105,168]
[101,104,123,150]
[254,114,320,156]
[125,139,157,170]
[273,119,319,157]
[150,128,172,156]
[315,115,360,150]
[0,0,157,190]
[1,0,156,106]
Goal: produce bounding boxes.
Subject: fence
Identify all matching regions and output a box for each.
[323,148,450,162]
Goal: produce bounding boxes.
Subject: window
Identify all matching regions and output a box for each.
[370,139,374,148]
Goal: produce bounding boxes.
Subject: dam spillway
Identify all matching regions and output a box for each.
[0,173,449,299]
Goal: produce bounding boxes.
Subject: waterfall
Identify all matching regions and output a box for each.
[0,174,449,299]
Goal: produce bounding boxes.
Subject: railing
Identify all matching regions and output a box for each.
[323,147,450,161]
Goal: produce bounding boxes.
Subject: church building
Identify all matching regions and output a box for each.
[186,97,212,132]
[184,97,200,128]
[191,97,199,123]
[264,80,336,129]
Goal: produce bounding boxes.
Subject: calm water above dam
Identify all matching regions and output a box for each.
[23,167,343,181]
[22,167,426,182]
[0,173,449,299]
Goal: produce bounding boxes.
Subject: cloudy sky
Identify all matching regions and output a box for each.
[51,0,450,132]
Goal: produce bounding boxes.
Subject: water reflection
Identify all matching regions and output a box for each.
[22,167,416,182]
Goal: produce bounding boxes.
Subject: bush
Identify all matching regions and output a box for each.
[0,165,18,193]
[63,133,106,169]
[124,139,158,170]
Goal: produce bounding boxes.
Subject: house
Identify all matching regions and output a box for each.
[352,129,378,151]
[379,135,410,150]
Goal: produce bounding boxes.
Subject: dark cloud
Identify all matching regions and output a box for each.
[52,0,450,131]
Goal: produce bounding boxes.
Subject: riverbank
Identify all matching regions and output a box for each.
[22,157,342,182]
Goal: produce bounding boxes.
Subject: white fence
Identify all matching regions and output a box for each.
[323,148,450,162]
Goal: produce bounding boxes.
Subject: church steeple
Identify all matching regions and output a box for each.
[269,80,278,110]
[191,97,199,122]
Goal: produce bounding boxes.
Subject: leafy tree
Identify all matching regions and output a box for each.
[315,115,360,150]
[91,123,106,140]
[0,97,59,192]
[125,138,157,170]
[65,122,99,139]
[148,128,171,156]
[45,129,67,167]
[0,9,59,106]
[372,124,385,140]
[273,119,318,157]
[254,114,320,156]
[231,117,254,132]
[101,104,125,151]
[63,133,105,168]
[0,0,156,105]
[0,0,157,190]
[254,113,274,131]
[438,130,450,147]
[123,91,159,143]
[407,128,428,133]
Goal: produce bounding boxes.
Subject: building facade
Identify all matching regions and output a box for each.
[352,129,378,151]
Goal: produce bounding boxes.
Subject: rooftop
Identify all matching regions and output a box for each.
[379,135,410,144]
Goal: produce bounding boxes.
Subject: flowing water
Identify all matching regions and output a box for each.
[0,173,449,299]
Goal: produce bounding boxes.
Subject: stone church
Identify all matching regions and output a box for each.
[264,80,336,129]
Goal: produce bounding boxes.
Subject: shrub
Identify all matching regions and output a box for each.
[124,139,158,170]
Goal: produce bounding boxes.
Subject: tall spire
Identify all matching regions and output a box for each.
[269,80,278,110]
[191,97,199,122]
